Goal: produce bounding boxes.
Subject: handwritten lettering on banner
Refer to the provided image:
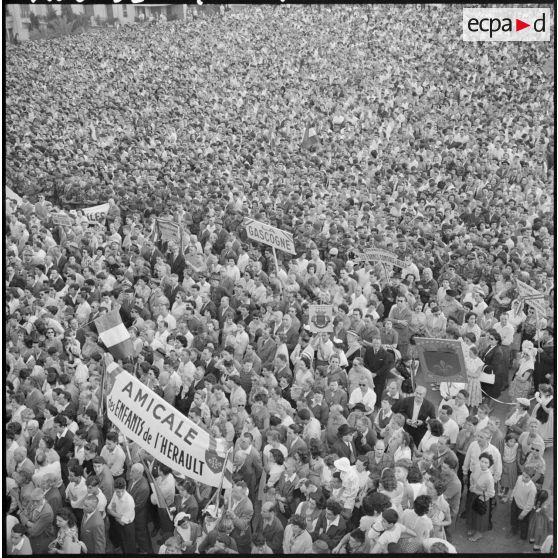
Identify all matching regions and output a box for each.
[157,218,181,243]
[352,248,406,269]
[107,371,230,488]
[516,279,547,316]
[82,203,110,224]
[244,218,296,255]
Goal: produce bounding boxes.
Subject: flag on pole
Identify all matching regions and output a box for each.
[94,309,134,362]
[142,456,173,521]
[301,123,319,149]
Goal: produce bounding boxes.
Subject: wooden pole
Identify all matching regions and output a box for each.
[272,246,282,293]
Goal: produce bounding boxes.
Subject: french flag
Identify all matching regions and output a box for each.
[94,309,134,362]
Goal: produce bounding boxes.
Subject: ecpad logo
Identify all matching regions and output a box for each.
[463,8,551,41]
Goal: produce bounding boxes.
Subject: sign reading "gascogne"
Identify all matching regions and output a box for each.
[107,370,231,487]
[245,218,296,254]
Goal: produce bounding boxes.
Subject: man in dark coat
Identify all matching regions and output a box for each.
[235,432,263,501]
[80,494,106,554]
[312,500,347,550]
[127,463,153,554]
[53,415,74,484]
[363,337,395,404]
[259,501,285,553]
[392,385,436,447]
[331,424,358,465]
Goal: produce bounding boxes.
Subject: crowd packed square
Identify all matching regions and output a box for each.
[4,4,555,555]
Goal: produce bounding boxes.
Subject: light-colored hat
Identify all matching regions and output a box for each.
[204,504,219,518]
[174,512,190,526]
[334,457,351,472]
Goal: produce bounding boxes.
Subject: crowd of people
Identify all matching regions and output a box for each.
[5,4,555,555]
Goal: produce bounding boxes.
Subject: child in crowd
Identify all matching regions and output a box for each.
[528,490,552,551]
[500,434,519,502]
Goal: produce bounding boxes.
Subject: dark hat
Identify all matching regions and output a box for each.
[337,424,356,437]
[352,402,366,412]
[446,289,458,297]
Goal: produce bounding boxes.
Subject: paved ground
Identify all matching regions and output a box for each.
[415,372,554,553]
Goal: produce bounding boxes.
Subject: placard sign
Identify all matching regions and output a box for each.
[245,218,296,255]
[414,337,468,384]
[352,248,406,269]
[308,305,334,333]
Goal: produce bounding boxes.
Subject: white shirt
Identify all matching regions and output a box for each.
[66,477,88,509]
[411,400,421,422]
[493,323,515,347]
[108,491,135,524]
[348,387,377,412]
[340,467,360,510]
[442,418,460,444]
[441,400,470,427]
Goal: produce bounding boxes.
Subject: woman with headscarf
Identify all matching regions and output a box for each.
[171,511,202,553]
[509,340,537,399]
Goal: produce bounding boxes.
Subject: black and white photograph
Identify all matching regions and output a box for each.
[4,2,555,555]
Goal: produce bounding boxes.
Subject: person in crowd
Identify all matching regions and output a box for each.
[393,386,437,448]
[79,494,106,555]
[465,452,496,543]
[509,466,538,542]
[3,5,554,556]
[7,524,33,556]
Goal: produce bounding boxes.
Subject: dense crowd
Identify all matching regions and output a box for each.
[5,4,555,555]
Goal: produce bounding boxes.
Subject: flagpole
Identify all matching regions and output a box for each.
[207,446,233,529]
[272,247,282,293]
[98,355,107,418]
[216,447,233,513]
[141,455,173,522]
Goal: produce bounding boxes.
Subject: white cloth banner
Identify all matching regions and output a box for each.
[107,370,231,488]
[82,203,110,223]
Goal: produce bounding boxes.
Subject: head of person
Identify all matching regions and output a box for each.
[427,419,444,437]
[477,427,492,450]
[478,451,494,472]
[114,477,127,497]
[55,508,77,530]
[10,524,27,548]
[347,528,366,551]
[414,385,427,405]
[324,499,343,522]
[413,494,432,517]
[92,456,106,475]
[162,537,181,554]
[285,501,308,529]
[381,508,399,530]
